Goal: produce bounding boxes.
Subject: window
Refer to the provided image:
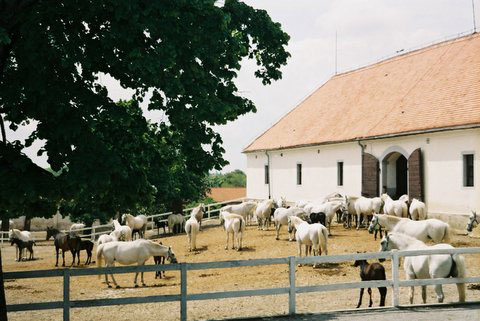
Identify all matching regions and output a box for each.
[337,161,344,186]
[264,165,269,184]
[296,163,302,185]
[463,154,474,187]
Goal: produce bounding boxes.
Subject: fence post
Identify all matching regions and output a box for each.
[91,227,95,242]
[208,205,211,220]
[181,263,187,321]
[289,256,296,315]
[392,251,400,307]
[63,268,70,321]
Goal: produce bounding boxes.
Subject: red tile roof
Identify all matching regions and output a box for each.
[207,187,246,202]
[244,33,480,152]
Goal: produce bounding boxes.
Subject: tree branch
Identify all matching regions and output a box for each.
[0,113,6,145]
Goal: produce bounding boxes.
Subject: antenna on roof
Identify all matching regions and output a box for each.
[473,0,477,33]
[335,30,338,75]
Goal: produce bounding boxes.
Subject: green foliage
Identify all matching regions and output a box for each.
[208,169,246,188]
[0,0,289,224]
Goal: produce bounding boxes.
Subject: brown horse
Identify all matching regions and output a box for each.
[353,259,387,308]
[46,227,81,267]
[10,238,35,261]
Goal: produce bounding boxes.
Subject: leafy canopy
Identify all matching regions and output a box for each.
[0,0,290,223]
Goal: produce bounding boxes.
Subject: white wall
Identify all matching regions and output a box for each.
[246,128,480,218]
[365,128,480,217]
[246,142,362,202]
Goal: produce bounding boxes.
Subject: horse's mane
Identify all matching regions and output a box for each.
[388,232,426,247]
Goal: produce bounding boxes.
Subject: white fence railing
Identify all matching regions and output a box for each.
[0,197,248,244]
[4,247,480,321]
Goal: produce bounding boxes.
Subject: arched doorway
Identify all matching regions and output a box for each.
[382,152,408,199]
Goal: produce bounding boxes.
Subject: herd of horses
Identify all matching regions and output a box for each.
[6,195,478,307]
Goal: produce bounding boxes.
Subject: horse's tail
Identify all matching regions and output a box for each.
[96,244,105,279]
[318,226,328,256]
[451,253,466,302]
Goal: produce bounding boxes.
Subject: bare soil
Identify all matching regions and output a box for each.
[3,221,480,321]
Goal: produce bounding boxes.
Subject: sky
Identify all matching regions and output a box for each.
[6,0,480,172]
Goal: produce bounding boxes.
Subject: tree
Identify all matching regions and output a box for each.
[1,1,289,220]
[222,169,246,187]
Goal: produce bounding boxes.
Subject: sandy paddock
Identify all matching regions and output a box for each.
[3,221,480,321]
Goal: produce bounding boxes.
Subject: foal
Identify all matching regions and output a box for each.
[79,239,94,265]
[353,259,387,308]
[10,238,35,261]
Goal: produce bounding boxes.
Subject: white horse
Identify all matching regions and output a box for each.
[69,223,85,236]
[9,229,32,261]
[287,216,328,262]
[255,199,275,230]
[409,198,427,220]
[185,216,200,251]
[272,207,307,241]
[122,214,148,239]
[379,232,466,303]
[190,204,205,229]
[97,231,119,246]
[220,212,245,251]
[167,213,185,234]
[221,201,257,225]
[369,214,450,243]
[308,201,345,235]
[111,219,132,241]
[347,196,383,229]
[466,211,478,233]
[274,196,287,208]
[96,239,177,288]
[381,194,408,218]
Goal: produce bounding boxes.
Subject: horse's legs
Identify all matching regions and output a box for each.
[238,231,242,251]
[421,285,427,303]
[356,288,364,308]
[55,247,59,267]
[368,287,373,307]
[275,223,280,240]
[379,287,387,306]
[434,284,445,303]
[62,249,66,267]
[356,213,361,230]
[225,231,229,250]
[109,262,120,288]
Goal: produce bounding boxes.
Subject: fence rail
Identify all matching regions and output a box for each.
[0,198,249,244]
[4,247,480,321]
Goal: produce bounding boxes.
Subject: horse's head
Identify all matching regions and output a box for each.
[167,247,178,264]
[353,259,367,267]
[467,211,478,233]
[46,227,56,240]
[368,215,380,234]
[378,234,393,262]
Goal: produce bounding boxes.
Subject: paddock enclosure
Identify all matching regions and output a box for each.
[3,220,480,321]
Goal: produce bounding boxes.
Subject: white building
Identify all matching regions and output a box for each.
[243,33,480,229]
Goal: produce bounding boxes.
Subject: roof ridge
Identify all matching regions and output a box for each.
[333,30,478,79]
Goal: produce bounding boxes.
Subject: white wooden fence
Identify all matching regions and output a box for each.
[4,247,480,321]
[0,198,247,245]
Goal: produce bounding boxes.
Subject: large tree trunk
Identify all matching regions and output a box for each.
[23,217,31,231]
[0,217,9,232]
[171,200,183,214]
[0,248,8,321]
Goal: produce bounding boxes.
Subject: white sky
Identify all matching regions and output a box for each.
[6,0,479,172]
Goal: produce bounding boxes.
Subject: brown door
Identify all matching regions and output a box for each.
[362,152,379,198]
[408,148,424,201]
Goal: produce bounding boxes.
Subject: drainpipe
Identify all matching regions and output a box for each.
[357,139,365,197]
[265,151,271,199]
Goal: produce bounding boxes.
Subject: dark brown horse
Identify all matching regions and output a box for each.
[46,227,81,267]
[79,239,94,265]
[353,259,387,308]
[10,238,35,261]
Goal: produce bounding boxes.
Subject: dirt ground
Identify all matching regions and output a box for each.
[3,220,480,321]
